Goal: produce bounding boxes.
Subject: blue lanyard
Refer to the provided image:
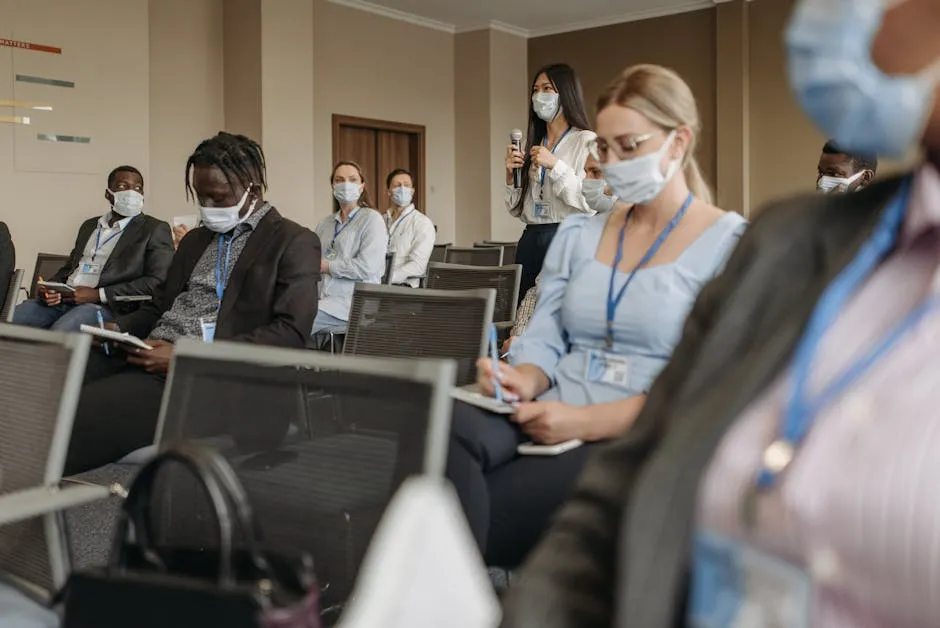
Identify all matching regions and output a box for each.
[605,192,693,348]
[539,126,573,189]
[214,234,234,310]
[755,177,921,491]
[388,207,415,241]
[92,224,123,261]
[332,207,360,249]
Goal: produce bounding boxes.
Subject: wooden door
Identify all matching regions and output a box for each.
[333,115,426,213]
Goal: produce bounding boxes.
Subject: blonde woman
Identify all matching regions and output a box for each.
[446,65,747,567]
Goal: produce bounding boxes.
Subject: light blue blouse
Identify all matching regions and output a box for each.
[509,211,747,406]
[314,207,388,321]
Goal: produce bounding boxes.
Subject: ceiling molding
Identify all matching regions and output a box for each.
[327,0,728,40]
[455,20,529,38]
[526,0,716,38]
[324,0,456,34]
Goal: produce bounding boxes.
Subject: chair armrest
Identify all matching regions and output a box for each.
[0,484,111,527]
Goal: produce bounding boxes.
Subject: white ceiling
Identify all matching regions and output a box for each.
[327,0,720,38]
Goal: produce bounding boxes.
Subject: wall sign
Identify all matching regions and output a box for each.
[0,38,61,54]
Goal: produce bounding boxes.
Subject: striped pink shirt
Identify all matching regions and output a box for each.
[699,164,940,627]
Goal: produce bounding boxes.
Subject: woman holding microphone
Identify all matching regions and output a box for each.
[506,63,595,302]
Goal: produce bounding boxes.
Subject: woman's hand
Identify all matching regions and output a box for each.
[500,336,516,356]
[513,401,586,444]
[530,145,558,170]
[320,259,330,275]
[125,339,174,374]
[505,144,525,173]
[476,357,538,403]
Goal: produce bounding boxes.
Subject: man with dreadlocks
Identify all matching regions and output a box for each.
[64,131,321,474]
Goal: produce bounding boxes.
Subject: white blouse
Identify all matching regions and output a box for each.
[384,204,436,288]
[504,128,596,225]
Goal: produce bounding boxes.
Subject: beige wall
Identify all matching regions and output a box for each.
[150,0,226,222]
[488,30,529,243]
[313,0,457,242]
[1,0,150,282]
[454,30,491,246]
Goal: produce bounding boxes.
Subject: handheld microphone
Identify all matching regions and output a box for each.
[510,129,524,189]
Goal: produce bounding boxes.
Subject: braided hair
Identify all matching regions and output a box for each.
[185,132,267,201]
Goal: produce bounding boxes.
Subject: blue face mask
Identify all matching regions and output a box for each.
[786,0,939,158]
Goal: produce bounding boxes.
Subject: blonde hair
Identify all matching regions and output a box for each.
[597,64,712,205]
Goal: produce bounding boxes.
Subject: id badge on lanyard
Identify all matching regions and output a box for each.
[688,531,812,628]
[584,350,630,388]
[199,317,217,343]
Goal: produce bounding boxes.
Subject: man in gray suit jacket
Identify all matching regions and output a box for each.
[13,166,174,332]
[500,1,940,626]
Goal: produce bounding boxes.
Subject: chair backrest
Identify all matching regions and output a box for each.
[344,283,494,386]
[445,246,502,267]
[0,325,90,598]
[483,240,518,265]
[382,252,394,285]
[151,338,457,613]
[424,262,522,324]
[29,253,70,299]
[429,243,450,263]
[1,269,24,323]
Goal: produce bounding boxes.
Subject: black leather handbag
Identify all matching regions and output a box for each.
[61,441,323,628]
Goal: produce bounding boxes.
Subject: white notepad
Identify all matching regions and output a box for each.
[78,325,153,351]
[36,281,75,294]
[450,386,517,415]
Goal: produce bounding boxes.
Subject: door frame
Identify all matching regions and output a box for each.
[331,114,427,209]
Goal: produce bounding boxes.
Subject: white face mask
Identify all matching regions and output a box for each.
[581,178,617,214]
[532,92,560,122]
[391,186,414,208]
[333,182,363,206]
[109,189,144,217]
[602,131,681,205]
[200,189,255,233]
[816,171,864,194]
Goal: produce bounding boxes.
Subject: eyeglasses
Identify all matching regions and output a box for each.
[588,132,657,163]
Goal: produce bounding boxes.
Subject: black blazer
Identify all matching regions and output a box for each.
[117,207,321,349]
[500,175,909,628]
[52,213,174,314]
[0,221,14,305]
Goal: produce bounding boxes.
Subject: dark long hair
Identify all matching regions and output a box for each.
[330,161,373,213]
[513,63,591,215]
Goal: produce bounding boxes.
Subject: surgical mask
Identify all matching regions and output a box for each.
[786,0,940,158]
[333,182,363,206]
[532,92,560,122]
[816,171,865,194]
[109,189,144,217]
[200,189,255,233]
[581,179,617,213]
[391,186,414,208]
[601,131,681,205]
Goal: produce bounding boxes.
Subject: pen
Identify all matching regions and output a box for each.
[489,323,503,402]
[96,308,110,357]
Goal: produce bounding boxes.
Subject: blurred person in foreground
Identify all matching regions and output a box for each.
[500,0,940,626]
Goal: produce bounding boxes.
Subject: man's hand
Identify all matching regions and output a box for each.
[513,401,587,444]
[66,286,100,305]
[91,321,120,352]
[39,285,61,307]
[125,339,174,374]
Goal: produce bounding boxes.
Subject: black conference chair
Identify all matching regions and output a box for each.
[29,253,70,299]
[444,246,502,267]
[344,283,495,387]
[424,262,522,331]
[149,339,457,622]
[1,269,24,323]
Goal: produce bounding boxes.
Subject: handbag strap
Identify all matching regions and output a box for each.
[110,442,237,586]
